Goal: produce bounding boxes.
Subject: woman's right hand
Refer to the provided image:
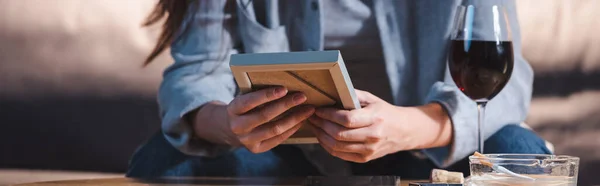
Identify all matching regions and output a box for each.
[225,87,314,153]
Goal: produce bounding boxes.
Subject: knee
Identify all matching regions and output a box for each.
[126,132,190,178]
[484,125,552,154]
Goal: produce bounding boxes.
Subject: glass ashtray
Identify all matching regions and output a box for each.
[466,154,579,186]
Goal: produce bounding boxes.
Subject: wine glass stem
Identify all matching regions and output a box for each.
[477,102,487,153]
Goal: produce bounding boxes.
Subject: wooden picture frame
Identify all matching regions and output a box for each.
[230,50,360,144]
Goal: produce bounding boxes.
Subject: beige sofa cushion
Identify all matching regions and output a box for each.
[518,0,600,73]
[517,0,600,161]
[0,0,170,98]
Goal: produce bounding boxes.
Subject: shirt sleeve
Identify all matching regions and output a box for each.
[158,0,239,157]
[421,0,534,168]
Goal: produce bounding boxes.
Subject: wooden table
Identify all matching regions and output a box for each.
[16,177,426,186]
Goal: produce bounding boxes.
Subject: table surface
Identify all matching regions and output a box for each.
[16,177,426,186]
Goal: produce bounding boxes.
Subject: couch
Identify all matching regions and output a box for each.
[1,0,598,185]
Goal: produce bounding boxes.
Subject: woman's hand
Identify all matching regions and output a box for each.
[193,87,314,153]
[308,90,453,163]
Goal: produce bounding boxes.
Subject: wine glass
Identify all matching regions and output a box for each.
[448,4,514,153]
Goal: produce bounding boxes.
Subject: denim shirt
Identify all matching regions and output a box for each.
[158,0,533,175]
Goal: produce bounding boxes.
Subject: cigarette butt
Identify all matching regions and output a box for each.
[473,152,485,158]
[473,152,493,167]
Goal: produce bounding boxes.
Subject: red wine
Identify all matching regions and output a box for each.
[449,40,514,101]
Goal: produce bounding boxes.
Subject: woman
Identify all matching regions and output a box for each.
[127,0,551,178]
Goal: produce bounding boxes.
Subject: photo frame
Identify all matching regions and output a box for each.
[230,50,360,144]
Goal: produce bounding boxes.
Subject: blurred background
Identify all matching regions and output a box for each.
[0,0,598,185]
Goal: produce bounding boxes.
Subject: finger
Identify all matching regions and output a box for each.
[314,108,372,128]
[228,86,287,115]
[309,116,376,142]
[354,89,380,105]
[241,106,314,143]
[234,93,307,134]
[314,128,368,163]
[312,123,371,154]
[248,122,303,154]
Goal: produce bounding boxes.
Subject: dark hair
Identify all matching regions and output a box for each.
[142,0,191,66]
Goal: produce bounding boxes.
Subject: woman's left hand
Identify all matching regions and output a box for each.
[308,89,452,163]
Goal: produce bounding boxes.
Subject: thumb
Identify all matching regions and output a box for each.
[354,89,379,104]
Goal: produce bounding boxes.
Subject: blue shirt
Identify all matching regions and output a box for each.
[158,0,533,175]
[323,0,393,103]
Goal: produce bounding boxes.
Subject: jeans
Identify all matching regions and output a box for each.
[126,124,551,179]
